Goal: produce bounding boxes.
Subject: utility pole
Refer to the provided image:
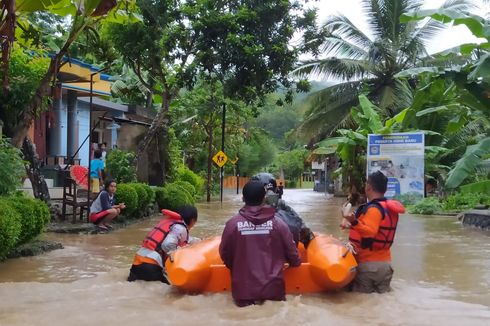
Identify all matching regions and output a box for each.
[220,102,226,203]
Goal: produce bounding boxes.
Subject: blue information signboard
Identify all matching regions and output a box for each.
[367,133,425,199]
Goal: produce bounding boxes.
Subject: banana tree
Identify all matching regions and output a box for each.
[317,95,406,192]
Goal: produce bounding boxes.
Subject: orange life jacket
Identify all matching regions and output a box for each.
[142,209,188,259]
[349,198,405,251]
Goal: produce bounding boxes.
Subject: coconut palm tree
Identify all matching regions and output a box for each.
[295,0,476,142]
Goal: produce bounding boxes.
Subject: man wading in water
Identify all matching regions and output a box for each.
[341,171,405,293]
[251,173,315,247]
[220,180,301,307]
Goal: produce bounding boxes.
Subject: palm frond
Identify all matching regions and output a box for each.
[297,81,363,140]
[322,15,373,50]
[319,36,368,60]
[404,0,478,51]
[370,78,413,113]
[419,52,473,69]
[361,0,424,41]
[440,0,478,12]
[442,117,489,150]
[294,58,372,81]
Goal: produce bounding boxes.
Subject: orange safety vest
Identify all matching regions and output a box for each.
[349,198,405,251]
[142,209,189,259]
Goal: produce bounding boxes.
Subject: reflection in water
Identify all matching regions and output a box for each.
[1,189,490,325]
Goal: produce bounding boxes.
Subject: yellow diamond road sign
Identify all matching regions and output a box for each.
[212,150,228,167]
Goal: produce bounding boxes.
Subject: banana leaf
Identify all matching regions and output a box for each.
[445,137,490,188]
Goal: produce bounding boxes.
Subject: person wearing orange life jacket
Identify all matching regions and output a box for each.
[127,205,199,283]
[341,171,405,293]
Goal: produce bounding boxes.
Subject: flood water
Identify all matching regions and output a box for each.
[1,189,490,325]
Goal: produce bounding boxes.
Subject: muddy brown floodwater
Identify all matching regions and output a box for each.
[1,189,490,325]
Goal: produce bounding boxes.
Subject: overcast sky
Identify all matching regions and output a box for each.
[309,0,489,54]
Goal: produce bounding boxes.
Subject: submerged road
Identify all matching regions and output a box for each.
[0,189,490,325]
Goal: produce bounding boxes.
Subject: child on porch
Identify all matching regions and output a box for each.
[90,149,104,193]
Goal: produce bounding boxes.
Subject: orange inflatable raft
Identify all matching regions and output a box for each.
[165,234,358,294]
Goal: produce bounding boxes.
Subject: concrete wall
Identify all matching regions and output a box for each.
[461,210,490,229]
[116,123,164,185]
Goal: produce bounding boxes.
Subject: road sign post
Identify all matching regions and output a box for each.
[212,150,228,202]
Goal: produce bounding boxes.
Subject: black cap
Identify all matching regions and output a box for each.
[243,181,266,206]
[251,173,277,191]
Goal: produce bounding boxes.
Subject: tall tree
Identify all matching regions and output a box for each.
[295,0,475,142]
[0,0,135,201]
[109,0,316,183]
[173,81,254,201]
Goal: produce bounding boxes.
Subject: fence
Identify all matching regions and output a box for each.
[223,176,250,189]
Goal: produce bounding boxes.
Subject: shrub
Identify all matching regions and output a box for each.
[155,183,195,210]
[0,137,25,196]
[115,184,138,216]
[165,183,195,210]
[175,166,205,196]
[154,187,166,209]
[141,184,155,204]
[31,198,51,225]
[0,198,22,260]
[442,192,489,212]
[6,197,49,244]
[128,183,149,212]
[105,149,137,184]
[286,179,297,188]
[408,197,443,215]
[393,192,424,206]
[173,180,196,198]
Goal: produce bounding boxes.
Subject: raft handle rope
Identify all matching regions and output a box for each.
[342,241,357,257]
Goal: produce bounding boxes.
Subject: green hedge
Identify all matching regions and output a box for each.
[115,183,157,218]
[142,184,155,204]
[173,180,196,198]
[175,166,204,197]
[0,195,50,259]
[106,149,137,183]
[154,187,165,210]
[128,183,149,212]
[5,197,49,244]
[154,182,195,211]
[408,197,443,215]
[443,192,489,212]
[0,137,25,196]
[0,199,22,260]
[115,184,139,216]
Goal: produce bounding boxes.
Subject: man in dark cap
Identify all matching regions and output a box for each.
[251,173,314,247]
[219,180,301,307]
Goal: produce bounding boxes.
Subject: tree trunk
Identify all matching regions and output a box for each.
[1,0,16,93]
[136,93,171,164]
[22,137,50,202]
[206,126,213,202]
[137,92,171,183]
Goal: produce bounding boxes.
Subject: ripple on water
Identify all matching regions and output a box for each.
[0,273,489,326]
[1,189,490,324]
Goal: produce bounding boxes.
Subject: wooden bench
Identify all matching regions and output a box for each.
[61,178,94,223]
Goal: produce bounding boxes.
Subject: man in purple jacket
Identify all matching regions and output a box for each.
[219,180,302,307]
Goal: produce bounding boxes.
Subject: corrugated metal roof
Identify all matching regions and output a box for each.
[78,97,128,112]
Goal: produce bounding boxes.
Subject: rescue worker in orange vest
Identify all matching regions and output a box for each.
[127,205,199,283]
[341,171,405,293]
